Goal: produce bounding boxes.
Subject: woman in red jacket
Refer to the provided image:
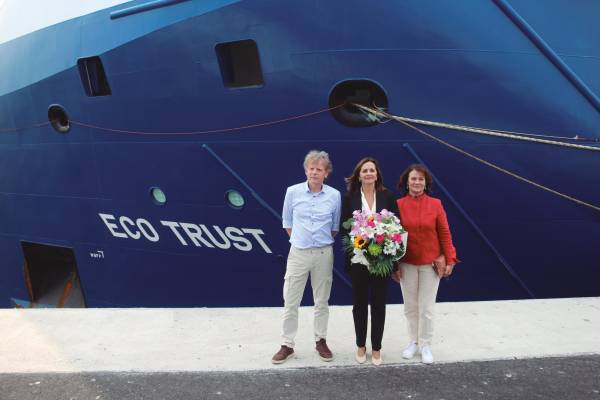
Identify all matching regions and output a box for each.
[392,164,458,364]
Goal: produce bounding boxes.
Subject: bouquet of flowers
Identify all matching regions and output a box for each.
[342,209,407,277]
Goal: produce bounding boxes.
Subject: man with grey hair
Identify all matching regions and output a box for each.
[272,150,341,364]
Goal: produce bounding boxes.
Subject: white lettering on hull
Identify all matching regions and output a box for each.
[99,213,272,254]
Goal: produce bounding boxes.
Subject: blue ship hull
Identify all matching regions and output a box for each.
[1,0,599,307]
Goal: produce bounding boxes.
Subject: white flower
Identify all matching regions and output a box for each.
[351,248,369,266]
[361,227,375,239]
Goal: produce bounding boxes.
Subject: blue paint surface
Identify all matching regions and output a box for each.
[0,0,599,307]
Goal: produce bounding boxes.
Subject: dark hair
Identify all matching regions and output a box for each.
[397,164,433,195]
[345,157,385,192]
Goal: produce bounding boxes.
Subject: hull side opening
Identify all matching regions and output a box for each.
[329,80,388,127]
[47,104,70,133]
[20,242,86,308]
[77,56,112,97]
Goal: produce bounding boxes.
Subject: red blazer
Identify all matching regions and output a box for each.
[397,193,458,266]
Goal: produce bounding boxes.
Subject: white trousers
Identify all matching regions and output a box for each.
[399,263,440,347]
[281,245,333,348]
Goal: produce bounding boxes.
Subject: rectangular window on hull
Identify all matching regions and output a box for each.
[77,56,112,96]
[215,39,264,88]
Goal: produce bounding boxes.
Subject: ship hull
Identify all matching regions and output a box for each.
[1,0,599,307]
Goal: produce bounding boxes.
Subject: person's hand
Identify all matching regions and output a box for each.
[444,264,455,278]
[391,269,402,283]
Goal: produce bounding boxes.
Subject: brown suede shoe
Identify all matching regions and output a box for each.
[315,338,333,361]
[271,345,295,364]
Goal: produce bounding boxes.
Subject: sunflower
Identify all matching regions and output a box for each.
[354,236,367,249]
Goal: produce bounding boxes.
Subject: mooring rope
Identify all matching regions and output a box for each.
[354,104,600,212]
[354,103,600,151]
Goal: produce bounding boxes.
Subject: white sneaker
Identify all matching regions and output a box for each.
[402,342,419,359]
[421,346,434,364]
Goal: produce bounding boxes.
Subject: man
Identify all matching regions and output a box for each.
[271,150,341,364]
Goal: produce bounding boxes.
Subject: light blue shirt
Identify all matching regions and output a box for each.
[282,181,341,249]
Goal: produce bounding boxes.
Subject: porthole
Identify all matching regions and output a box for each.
[48,104,71,133]
[150,187,167,205]
[225,190,245,209]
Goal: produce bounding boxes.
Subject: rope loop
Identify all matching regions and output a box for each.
[70,104,343,135]
[1,104,343,135]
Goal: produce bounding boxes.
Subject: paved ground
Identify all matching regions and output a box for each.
[1,298,599,372]
[1,297,599,399]
[1,355,599,400]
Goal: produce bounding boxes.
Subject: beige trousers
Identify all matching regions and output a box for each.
[281,245,333,348]
[399,262,440,347]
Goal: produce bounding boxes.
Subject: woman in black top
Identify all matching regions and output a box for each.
[340,157,399,365]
